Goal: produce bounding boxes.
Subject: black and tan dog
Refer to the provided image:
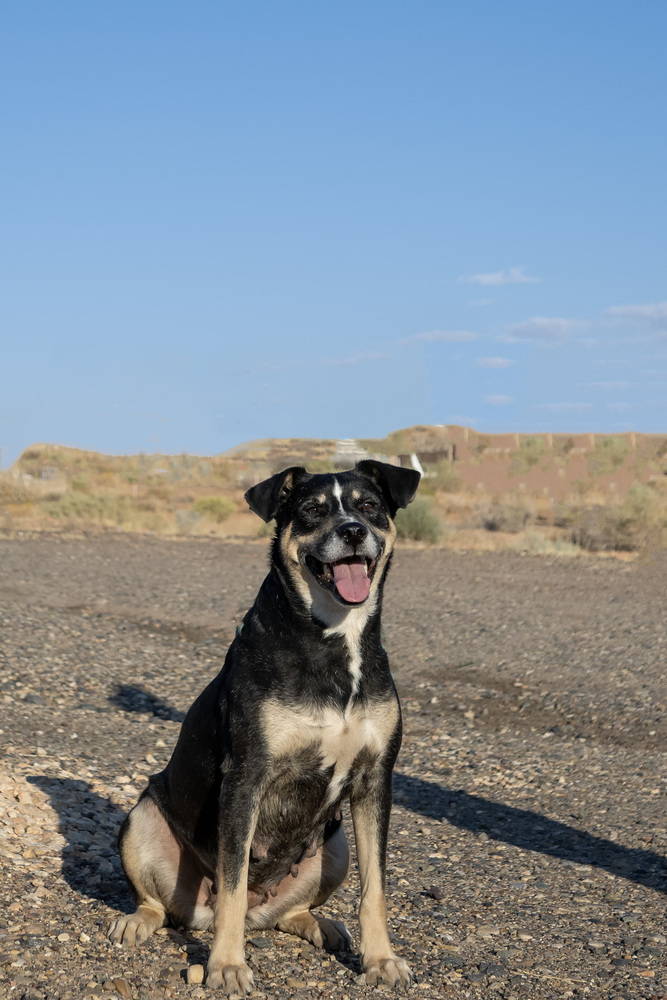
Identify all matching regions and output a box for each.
[109,460,420,993]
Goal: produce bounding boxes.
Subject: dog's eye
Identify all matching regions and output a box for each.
[302,504,320,517]
[359,499,376,512]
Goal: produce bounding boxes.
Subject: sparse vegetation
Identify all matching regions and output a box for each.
[3,431,666,554]
[192,496,236,522]
[395,499,443,544]
[477,500,532,534]
[589,436,630,477]
[512,436,546,474]
[570,486,667,552]
[421,459,461,494]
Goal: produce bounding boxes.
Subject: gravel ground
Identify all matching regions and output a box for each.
[0,535,666,1000]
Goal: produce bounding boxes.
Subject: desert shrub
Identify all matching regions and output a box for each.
[422,459,461,494]
[571,506,638,552]
[589,436,630,477]
[192,495,236,522]
[256,519,276,539]
[0,476,35,504]
[477,501,531,533]
[42,493,132,524]
[394,499,443,543]
[70,474,91,493]
[307,460,343,473]
[514,530,579,556]
[511,436,546,474]
[552,503,582,529]
[571,487,667,551]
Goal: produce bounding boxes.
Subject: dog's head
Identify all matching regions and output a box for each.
[245,461,420,617]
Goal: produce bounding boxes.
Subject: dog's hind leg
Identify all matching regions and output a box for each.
[109,796,214,946]
[247,824,351,951]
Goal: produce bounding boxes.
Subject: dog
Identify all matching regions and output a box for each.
[109,459,420,993]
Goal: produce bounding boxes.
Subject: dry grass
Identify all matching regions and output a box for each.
[2,439,667,555]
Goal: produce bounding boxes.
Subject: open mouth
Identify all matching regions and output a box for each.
[305,554,377,604]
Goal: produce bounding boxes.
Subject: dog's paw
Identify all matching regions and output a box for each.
[314,916,351,952]
[107,906,164,947]
[364,955,413,989]
[206,960,254,994]
[277,911,350,951]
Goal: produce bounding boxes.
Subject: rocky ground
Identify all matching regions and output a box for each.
[0,534,666,1000]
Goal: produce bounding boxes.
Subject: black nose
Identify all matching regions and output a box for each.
[337,521,368,545]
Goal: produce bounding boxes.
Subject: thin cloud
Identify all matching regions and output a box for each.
[590,359,632,368]
[606,301,667,331]
[484,394,514,405]
[460,265,541,287]
[504,317,587,342]
[536,402,594,413]
[475,356,514,368]
[399,329,477,345]
[320,352,390,367]
[585,381,633,391]
[606,402,631,412]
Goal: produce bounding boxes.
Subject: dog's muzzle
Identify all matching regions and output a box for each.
[304,521,381,605]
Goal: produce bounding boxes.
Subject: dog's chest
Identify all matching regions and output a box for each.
[262,698,398,799]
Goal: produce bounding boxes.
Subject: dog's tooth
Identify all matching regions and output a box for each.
[270,886,278,897]
[290,863,299,878]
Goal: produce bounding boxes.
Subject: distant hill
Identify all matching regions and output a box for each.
[2,426,666,553]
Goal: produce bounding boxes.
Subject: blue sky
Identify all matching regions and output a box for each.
[2,1,666,466]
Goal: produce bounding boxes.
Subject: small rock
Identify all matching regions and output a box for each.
[249,937,272,949]
[285,979,307,989]
[112,978,132,998]
[516,930,533,942]
[186,964,205,984]
[57,932,70,942]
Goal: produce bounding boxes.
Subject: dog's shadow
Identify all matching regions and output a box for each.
[28,775,133,911]
[394,772,667,896]
[109,684,186,723]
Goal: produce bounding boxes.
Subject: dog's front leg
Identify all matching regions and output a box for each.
[350,766,412,989]
[207,778,258,994]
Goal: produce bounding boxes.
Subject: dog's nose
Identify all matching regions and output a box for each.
[337,521,368,545]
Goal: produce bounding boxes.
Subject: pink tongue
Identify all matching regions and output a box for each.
[332,558,371,603]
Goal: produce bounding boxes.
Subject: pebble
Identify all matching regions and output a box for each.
[186,964,205,984]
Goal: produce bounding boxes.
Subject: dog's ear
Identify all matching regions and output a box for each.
[244,466,310,522]
[355,459,421,515]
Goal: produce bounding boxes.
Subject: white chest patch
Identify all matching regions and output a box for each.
[262,698,399,804]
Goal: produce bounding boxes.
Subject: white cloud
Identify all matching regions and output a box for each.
[475,356,514,368]
[585,381,633,391]
[484,394,514,405]
[536,402,593,413]
[399,329,477,345]
[606,301,667,331]
[320,352,390,367]
[504,317,587,342]
[460,265,541,287]
[606,402,631,412]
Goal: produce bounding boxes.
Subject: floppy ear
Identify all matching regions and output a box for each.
[355,459,421,514]
[244,466,310,522]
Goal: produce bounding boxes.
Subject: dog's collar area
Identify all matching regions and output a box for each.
[304,554,377,605]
